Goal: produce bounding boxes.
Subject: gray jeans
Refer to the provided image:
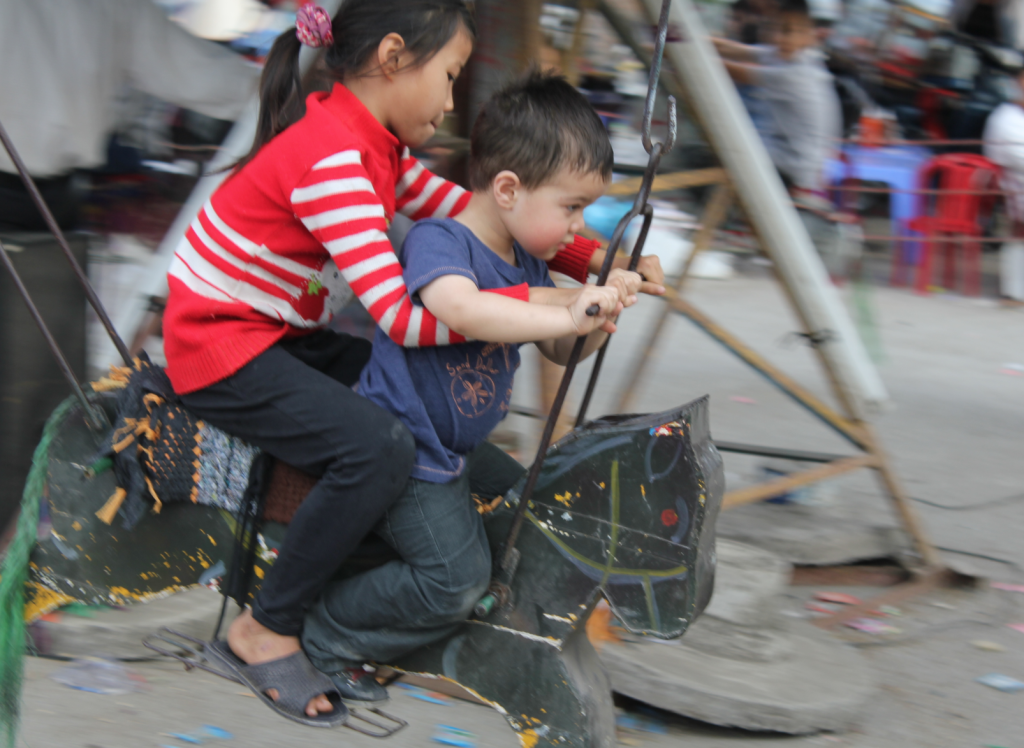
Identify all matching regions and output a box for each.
[302,441,525,671]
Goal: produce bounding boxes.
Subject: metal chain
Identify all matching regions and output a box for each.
[492,0,679,595]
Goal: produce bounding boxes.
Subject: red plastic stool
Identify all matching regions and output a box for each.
[894,153,1000,296]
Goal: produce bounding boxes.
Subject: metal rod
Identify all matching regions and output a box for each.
[665,290,868,449]
[713,441,855,463]
[722,455,876,508]
[614,183,733,415]
[574,338,609,427]
[604,166,726,196]
[0,117,133,366]
[498,0,678,575]
[641,0,673,155]
[498,335,587,572]
[0,238,106,430]
[575,204,655,426]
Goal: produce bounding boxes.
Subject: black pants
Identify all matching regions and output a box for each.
[180,330,416,636]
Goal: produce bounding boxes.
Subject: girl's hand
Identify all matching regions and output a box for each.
[604,253,665,296]
[605,269,643,308]
[633,255,666,296]
[568,285,623,335]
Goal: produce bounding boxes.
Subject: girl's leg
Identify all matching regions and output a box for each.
[180,337,415,708]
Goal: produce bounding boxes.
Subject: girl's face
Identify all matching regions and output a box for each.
[388,25,474,147]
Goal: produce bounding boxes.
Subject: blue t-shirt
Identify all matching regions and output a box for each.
[358,218,556,483]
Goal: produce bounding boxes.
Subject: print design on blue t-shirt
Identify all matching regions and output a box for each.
[448,342,515,419]
[357,218,555,483]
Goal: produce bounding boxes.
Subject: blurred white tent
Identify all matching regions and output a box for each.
[168,0,293,41]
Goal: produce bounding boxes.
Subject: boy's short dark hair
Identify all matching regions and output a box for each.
[468,69,614,191]
[778,0,811,19]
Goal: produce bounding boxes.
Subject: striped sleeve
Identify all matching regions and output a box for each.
[548,235,599,283]
[395,148,471,220]
[291,149,465,347]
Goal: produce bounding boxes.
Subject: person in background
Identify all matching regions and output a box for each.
[713,0,842,206]
[0,0,260,230]
[726,0,776,46]
[983,68,1024,304]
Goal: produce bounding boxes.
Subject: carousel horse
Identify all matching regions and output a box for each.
[0,6,710,743]
[4,381,722,748]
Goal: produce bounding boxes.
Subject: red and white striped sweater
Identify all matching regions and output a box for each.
[164,83,596,394]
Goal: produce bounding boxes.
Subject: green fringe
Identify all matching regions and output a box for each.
[0,396,78,748]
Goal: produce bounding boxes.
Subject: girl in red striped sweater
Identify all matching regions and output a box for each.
[162,0,663,723]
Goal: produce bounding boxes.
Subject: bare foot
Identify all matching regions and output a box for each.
[227,609,333,717]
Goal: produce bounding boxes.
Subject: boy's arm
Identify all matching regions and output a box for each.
[535,325,610,366]
[712,37,761,63]
[530,268,642,308]
[722,59,759,86]
[418,275,620,343]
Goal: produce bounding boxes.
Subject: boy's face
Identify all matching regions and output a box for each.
[502,167,608,260]
[774,12,816,60]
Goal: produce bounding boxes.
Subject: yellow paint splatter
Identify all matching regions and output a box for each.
[699,493,706,506]
[554,491,572,507]
[254,566,265,579]
[71,521,82,531]
[23,583,76,622]
[206,533,217,546]
[599,482,606,489]
[641,485,646,499]
[519,729,539,748]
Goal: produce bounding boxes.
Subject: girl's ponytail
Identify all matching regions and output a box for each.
[233,30,304,170]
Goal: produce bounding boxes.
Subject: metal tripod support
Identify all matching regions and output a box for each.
[604,0,949,623]
[475,0,679,616]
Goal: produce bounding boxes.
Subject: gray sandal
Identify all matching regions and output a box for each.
[205,640,349,728]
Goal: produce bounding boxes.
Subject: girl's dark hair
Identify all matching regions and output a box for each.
[235,0,475,169]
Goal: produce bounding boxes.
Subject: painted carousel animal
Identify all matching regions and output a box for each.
[2,363,722,748]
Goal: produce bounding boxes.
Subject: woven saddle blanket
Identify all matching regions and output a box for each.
[91,355,259,529]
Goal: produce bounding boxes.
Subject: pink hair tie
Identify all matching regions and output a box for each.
[295,3,334,48]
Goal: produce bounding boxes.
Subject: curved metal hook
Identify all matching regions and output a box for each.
[641,0,678,157]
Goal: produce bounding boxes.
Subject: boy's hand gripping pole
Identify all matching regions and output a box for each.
[475,0,678,618]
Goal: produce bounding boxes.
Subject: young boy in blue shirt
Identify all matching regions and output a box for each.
[300,71,644,701]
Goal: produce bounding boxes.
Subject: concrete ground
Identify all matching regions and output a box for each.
[17,259,1024,748]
